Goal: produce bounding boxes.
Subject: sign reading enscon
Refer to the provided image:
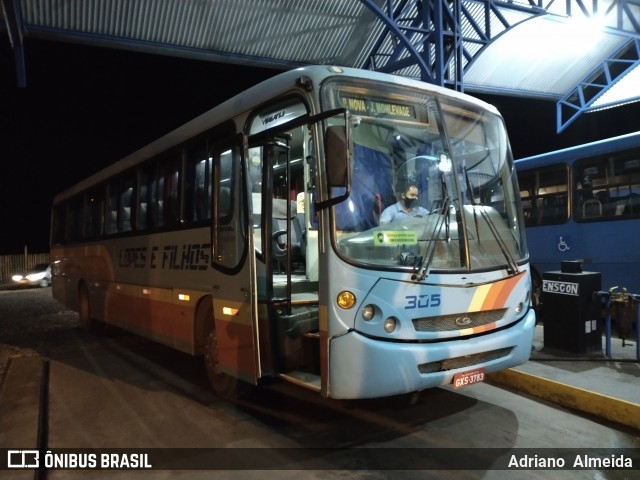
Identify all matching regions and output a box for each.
[542,280,580,296]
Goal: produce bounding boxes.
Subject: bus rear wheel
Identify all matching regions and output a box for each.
[203,320,242,401]
[78,284,106,334]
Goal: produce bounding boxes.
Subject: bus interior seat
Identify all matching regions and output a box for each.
[538,195,566,224]
[292,214,306,258]
[107,211,118,233]
[121,207,132,231]
[219,187,230,216]
[582,198,602,218]
[272,198,304,272]
[595,191,613,216]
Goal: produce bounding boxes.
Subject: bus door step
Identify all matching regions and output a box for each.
[279,371,321,392]
[276,305,319,338]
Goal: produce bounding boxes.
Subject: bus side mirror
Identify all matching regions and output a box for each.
[325,125,349,187]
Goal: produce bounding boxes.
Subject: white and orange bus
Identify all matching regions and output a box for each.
[51,65,535,399]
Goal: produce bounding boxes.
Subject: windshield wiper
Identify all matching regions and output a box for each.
[412,193,450,282]
[462,162,518,276]
[475,205,519,275]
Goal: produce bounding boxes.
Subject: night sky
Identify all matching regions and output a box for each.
[1,38,639,254]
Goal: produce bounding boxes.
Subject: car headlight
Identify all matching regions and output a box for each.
[26,272,46,281]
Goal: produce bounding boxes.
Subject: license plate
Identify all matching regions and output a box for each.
[452,368,485,389]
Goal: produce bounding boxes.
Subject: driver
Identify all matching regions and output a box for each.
[379,183,429,224]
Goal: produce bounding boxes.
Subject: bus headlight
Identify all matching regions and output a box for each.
[362,304,375,321]
[337,291,356,309]
[383,317,397,333]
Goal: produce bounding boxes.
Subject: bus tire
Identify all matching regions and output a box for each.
[203,306,244,400]
[78,283,104,334]
[531,268,543,324]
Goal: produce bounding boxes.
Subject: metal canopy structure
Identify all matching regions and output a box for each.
[2,0,640,132]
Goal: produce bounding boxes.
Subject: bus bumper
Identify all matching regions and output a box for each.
[327,308,536,399]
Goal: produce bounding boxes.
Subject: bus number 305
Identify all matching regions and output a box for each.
[404,294,441,309]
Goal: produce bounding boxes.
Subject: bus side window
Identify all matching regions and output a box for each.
[186,140,212,223]
[66,195,84,241]
[119,175,134,233]
[163,156,181,226]
[517,165,568,226]
[575,159,613,221]
[218,149,234,222]
[51,203,66,244]
[138,161,158,230]
[106,181,119,234]
[85,186,105,239]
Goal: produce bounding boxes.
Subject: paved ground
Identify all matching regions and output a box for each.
[1,287,638,479]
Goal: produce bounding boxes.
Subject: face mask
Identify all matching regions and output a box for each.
[403,197,416,208]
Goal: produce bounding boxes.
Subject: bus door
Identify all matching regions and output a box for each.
[209,143,258,393]
[249,126,321,391]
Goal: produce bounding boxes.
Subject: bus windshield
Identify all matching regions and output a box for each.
[323,80,527,275]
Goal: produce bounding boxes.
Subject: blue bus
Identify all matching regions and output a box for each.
[515,132,640,307]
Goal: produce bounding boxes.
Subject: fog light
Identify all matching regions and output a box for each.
[337,291,356,309]
[362,304,375,321]
[383,317,397,333]
[515,302,524,314]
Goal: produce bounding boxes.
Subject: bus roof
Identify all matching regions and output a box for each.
[54,65,502,203]
[514,131,640,170]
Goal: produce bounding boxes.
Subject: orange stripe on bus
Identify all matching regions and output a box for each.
[481,272,524,310]
[494,272,525,309]
[481,282,503,310]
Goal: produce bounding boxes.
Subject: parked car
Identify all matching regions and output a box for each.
[12,263,52,287]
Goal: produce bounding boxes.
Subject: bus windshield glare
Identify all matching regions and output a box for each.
[323,80,527,275]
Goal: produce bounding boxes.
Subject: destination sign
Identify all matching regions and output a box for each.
[340,96,416,120]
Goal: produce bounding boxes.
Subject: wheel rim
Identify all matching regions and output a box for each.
[204,327,238,399]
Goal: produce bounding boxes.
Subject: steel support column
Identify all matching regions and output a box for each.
[2,0,26,87]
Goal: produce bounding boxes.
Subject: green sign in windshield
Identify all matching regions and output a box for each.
[373,231,418,245]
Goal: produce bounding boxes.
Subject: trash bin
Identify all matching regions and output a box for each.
[542,261,602,353]
[609,286,636,340]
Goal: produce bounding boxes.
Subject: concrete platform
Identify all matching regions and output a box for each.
[488,325,640,431]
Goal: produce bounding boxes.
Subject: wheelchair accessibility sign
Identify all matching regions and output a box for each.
[557,235,570,252]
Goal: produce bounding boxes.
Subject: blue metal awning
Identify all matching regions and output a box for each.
[2,0,639,132]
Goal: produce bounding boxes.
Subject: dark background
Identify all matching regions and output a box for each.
[2,39,639,254]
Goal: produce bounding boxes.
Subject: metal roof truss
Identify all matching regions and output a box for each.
[2,0,640,131]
